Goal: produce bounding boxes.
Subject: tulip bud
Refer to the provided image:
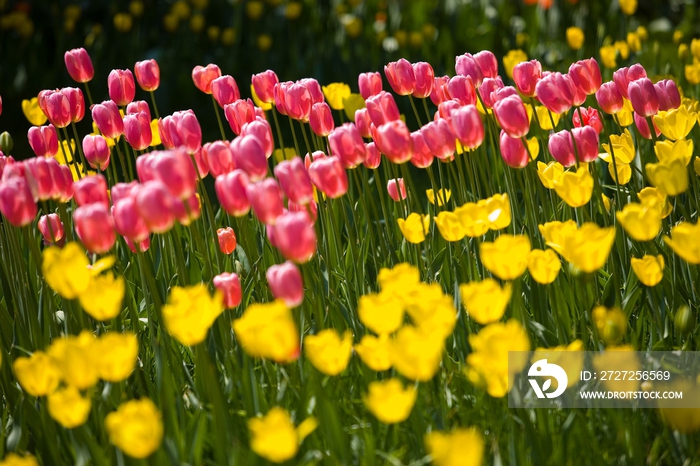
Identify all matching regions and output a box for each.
[358,71,383,100]
[134,59,160,92]
[246,178,284,225]
[284,82,312,121]
[82,134,110,170]
[308,156,348,199]
[192,64,222,94]
[124,111,152,150]
[126,100,151,120]
[674,305,695,336]
[0,176,37,226]
[654,79,681,111]
[202,141,234,177]
[535,72,576,115]
[410,131,434,168]
[152,149,197,199]
[493,96,530,138]
[74,203,116,253]
[44,91,71,128]
[217,226,237,254]
[309,102,334,136]
[224,99,256,136]
[113,196,149,243]
[92,101,124,139]
[211,75,241,108]
[373,120,413,164]
[252,70,279,104]
[272,211,317,263]
[108,69,136,106]
[446,75,476,106]
[450,105,484,150]
[28,125,59,157]
[215,169,251,216]
[135,180,176,233]
[387,178,407,202]
[0,131,13,154]
[512,60,542,97]
[38,213,64,243]
[421,119,456,160]
[60,87,85,123]
[613,64,647,100]
[412,62,434,98]
[384,59,416,96]
[628,78,659,117]
[499,130,529,168]
[230,134,268,181]
[73,174,109,208]
[328,123,366,168]
[274,157,314,205]
[64,48,94,83]
[595,81,624,114]
[363,142,381,169]
[365,91,400,127]
[455,53,483,87]
[266,261,304,307]
[213,273,242,308]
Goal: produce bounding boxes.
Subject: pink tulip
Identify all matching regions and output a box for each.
[654,79,681,111]
[363,142,381,169]
[82,134,110,170]
[28,125,59,157]
[273,81,292,116]
[274,157,314,205]
[55,165,74,203]
[266,261,304,307]
[633,112,661,140]
[450,105,484,150]
[288,198,317,223]
[215,170,251,216]
[202,141,234,177]
[373,120,413,164]
[44,91,71,128]
[410,131,434,168]
[124,111,152,150]
[512,60,542,97]
[135,180,176,233]
[134,59,160,92]
[365,91,400,127]
[241,118,274,159]
[328,123,366,169]
[272,211,317,263]
[548,127,599,167]
[429,76,450,106]
[358,72,383,100]
[152,149,197,199]
[92,101,124,139]
[499,130,530,168]
[300,78,324,105]
[493,96,530,138]
[174,110,202,154]
[435,99,461,122]
[571,126,600,163]
[113,196,149,243]
[192,64,222,94]
[0,154,14,178]
[572,107,604,134]
[126,100,151,120]
[284,82,313,121]
[628,78,659,117]
[455,53,483,86]
[0,176,37,227]
[421,119,456,160]
[491,86,519,103]
[354,108,372,138]
[173,193,201,226]
[24,157,55,201]
[309,102,334,136]
[479,77,505,108]
[384,58,415,96]
[38,213,64,243]
[613,64,647,100]
[412,62,434,98]
[535,72,575,115]
[446,75,476,106]
[64,48,94,83]
[60,87,85,123]
[252,70,279,104]
[308,156,348,199]
[224,99,256,136]
[387,178,407,202]
[108,69,136,106]
[74,203,116,254]
[304,150,326,170]
[211,75,241,108]
[125,236,150,253]
[474,51,498,79]
[73,174,109,208]
[246,178,284,225]
[595,81,624,114]
[213,273,242,308]
[568,58,602,96]
[230,134,268,181]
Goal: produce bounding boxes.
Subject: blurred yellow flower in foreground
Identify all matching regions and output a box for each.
[404,285,457,338]
[592,346,639,392]
[654,139,693,166]
[96,332,139,382]
[631,255,664,287]
[616,200,662,242]
[233,300,300,363]
[479,193,511,230]
[653,106,698,141]
[397,213,430,244]
[527,248,561,284]
[659,378,700,433]
[454,203,489,237]
[425,427,484,466]
[354,334,392,371]
[304,329,353,376]
[479,234,530,280]
[533,340,584,389]
[553,166,593,208]
[79,272,125,321]
[460,279,511,325]
[503,49,527,79]
[637,187,672,218]
[646,155,688,196]
[391,326,444,381]
[600,45,617,69]
[358,292,404,335]
[426,188,451,206]
[536,161,564,189]
[48,386,91,429]
[105,398,163,459]
[48,331,99,390]
[435,211,465,242]
[540,221,615,273]
[0,453,38,466]
[664,221,700,264]
[377,262,420,295]
[22,97,47,126]
[248,407,317,463]
[162,284,224,346]
[566,27,584,50]
[363,378,417,424]
[592,306,628,345]
[465,320,530,398]
[322,83,351,110]
[12,351,61,397]
[42,242,90,299]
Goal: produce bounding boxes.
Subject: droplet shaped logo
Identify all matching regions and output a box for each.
[528,359,568,399]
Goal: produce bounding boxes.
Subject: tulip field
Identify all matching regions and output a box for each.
[1,0,700,465]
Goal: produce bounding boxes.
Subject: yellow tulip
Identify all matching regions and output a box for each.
[614,41,630,59]
[426,188,451,206]
[105,398,163,459]
[354,334,392,371]
[553,166,593,208]
[42,242,90,299]
[477,193,511,230]
[685,61,700,85]
[653,106,698,141]
[654,138,694,166]
[592,347,640,392]
[48,331,99,390]
[357,292,404,335]
[465,320,530,398]
[527,249,561,284]
[397,213,430,244]
[637,187,672,218]
[322,83,351,111]
[659,379,700,433]
[12,351,61,397]
[233,300,299,363]
[526,137,540,160]
[425,428,485,466]
[646,156,688,196]
[78,272,125,321]
[592,306,628,344]
[679,44,690,60]
[536,161,564,189]
[248,407,317,463]
[479,234,531,281]
[566,27,584,51]
[536,106,560,130]
[561,223,616,273]
[0,453,39,466]
[600,45,617,69]
[533,340,584,389]
[636,26,648,41]
[616,201,662,241]
[304,329,353,376]
[149,119,162,146]
[342,93,366,120]
[607,161,632,184]
[503,49,527,79]
[631,255,664,287]
[48,386,91,429]
[377,262,420,295]
[459,279,512,324]
[664,221,700,264]
[692,38,700,59]
[391,326,444,381]
[616,107,634,126]
[454,202,490,237]
[96,332,139,382]
[601,194,612,213]
[404,287,457,338]
[695,157,700,177]
[600,130,635,163]
[22,97,48,126]
[538,220,578,257]
[162,284,224,346]
[363,378,417,424]
[435,211,466,242]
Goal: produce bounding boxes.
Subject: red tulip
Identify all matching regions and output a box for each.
[613,64,647,100]
[135,180,176,233]
[493,96,530,138]
[385,59,416,96]
[421,119,456,160]
[274,157,314,205]
[38,213,64,243]
[0,176,37,226]
[44,91,71,128]
[387,178,407,202]
[272,211,317,263]
[252,70,279,104]
[82,134,110,170]
[28,125,59,157]
[410,131,434,168]
[512,60,542,98]
[412,62,434,98]
[595,81,624,114]
[572,107,604,134]
[113,196,149,243]
[213,273,242,308]
[74,203,116,253]
[373,120,413,164]
[499,130,530,168]
[211,75,241,108]
[568,58,602,96]
[309,102,334,136]
[92,101,124,139]
[266,261,304,307]
[535,72,575,115]
[60,87,85,123]
[328,123,366,169]
[151,149,197,199]
[215,169,251,216]
[354,108,372,138]
[202,141,234,177]
[134,59,160,92]
[108,69,136,106]
[246,178,284,225]
[217,226,237,254]
[654,79,681,111]
[446,75,476,106]
[230,134,268,181]
[64,48,94,83]
[450,105,484,150]
[73,174,109,208]
[363,142,381,169]
[358,72,383,100]
[124,111,152,150]
[628,78,659,117]
[224,99,256,136]
[571,126,600,163]
[192,64,222,94]
[126,100,151,120]
[308,156,348,199]
[284,82,313,121]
